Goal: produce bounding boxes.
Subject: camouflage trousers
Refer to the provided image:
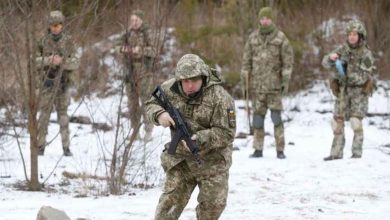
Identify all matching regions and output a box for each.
[155,161,229,220]
[37,86,70,150]
[330,87,368,157]
[334,86,368,119]
[125,62,154,140]
[252,93,285,151]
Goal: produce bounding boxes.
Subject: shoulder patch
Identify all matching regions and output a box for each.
[227,108,236,128]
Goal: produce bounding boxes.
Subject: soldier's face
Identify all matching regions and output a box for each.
[259,17,272,27]
[49,23,63,35]
[347,31,359,45]
[181,77,203,96]
[130,15,143,30]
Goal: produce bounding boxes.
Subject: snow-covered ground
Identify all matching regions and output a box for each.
[1,80,390,220]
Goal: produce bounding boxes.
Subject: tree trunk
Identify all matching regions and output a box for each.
[28,119,40,190]
[25,0,40,191]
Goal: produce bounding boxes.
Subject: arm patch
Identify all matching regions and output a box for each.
[227,108,236,128]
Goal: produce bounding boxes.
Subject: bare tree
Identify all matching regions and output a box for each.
[0,0,41,190]
[107,0,178,194]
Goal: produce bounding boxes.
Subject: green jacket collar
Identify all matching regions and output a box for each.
[259,23,276,35]
[49,31,63,42]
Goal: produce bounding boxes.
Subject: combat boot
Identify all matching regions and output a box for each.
[249,150,263,158]
[351,154,361,159]
[38,146,45,156]
[63,148,73,157]
[276,151,286,159]
[323,155,342,161]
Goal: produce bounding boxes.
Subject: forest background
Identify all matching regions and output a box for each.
[1,0,389,106]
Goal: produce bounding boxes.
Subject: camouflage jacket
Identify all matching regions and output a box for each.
[322,43,376,87]
[35,31,79,88]
[115,24,155,59]
[146,71,236,174]
[241,28,294,94]
[36,31,79,72]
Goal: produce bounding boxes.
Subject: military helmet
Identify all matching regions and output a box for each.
[175,54,210,80]
[132,9,144,20]
[49,10,65,25]
[345,20,367,39]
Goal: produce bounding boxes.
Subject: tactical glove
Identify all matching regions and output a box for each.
[157,112,175,128]
[335,59,346,78]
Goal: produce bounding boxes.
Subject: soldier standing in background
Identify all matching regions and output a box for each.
[117,9,155,141]
[146,54,236,219]
[36,11,80,156]
[322,20,376,161]
[241,7,294,159]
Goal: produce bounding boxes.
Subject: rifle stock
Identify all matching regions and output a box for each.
[122,27,136,90]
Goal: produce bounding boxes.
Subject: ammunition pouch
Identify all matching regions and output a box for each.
[43,67,71,91]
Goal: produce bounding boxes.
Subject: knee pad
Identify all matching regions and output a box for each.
[253,114,265,129]
[271,110,282,126]
[350,117,363,132]
[331,118,344,134]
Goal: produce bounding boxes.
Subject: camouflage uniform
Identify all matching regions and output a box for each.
[241,7,293,158]
[146,54,236,219]
[116,10,155,140]
[322,20,376,159]
[36,11,80,156]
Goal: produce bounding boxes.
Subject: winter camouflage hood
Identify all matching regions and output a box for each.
[206,68,224,88]
[171,67,223,99]
[171,54,223,98]
[345,20,368,49]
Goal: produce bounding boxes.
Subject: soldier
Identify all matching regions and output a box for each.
[116,9,155,140]
[36,10,80,156]
[322,20,376,161]
[241,7,294,159]
[146,54,236,219]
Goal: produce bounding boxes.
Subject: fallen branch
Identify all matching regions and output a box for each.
[62,171,109,181]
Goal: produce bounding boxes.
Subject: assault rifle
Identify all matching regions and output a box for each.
[152,86,202,165]
[122,28,136,89]
[44,49,67,88]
